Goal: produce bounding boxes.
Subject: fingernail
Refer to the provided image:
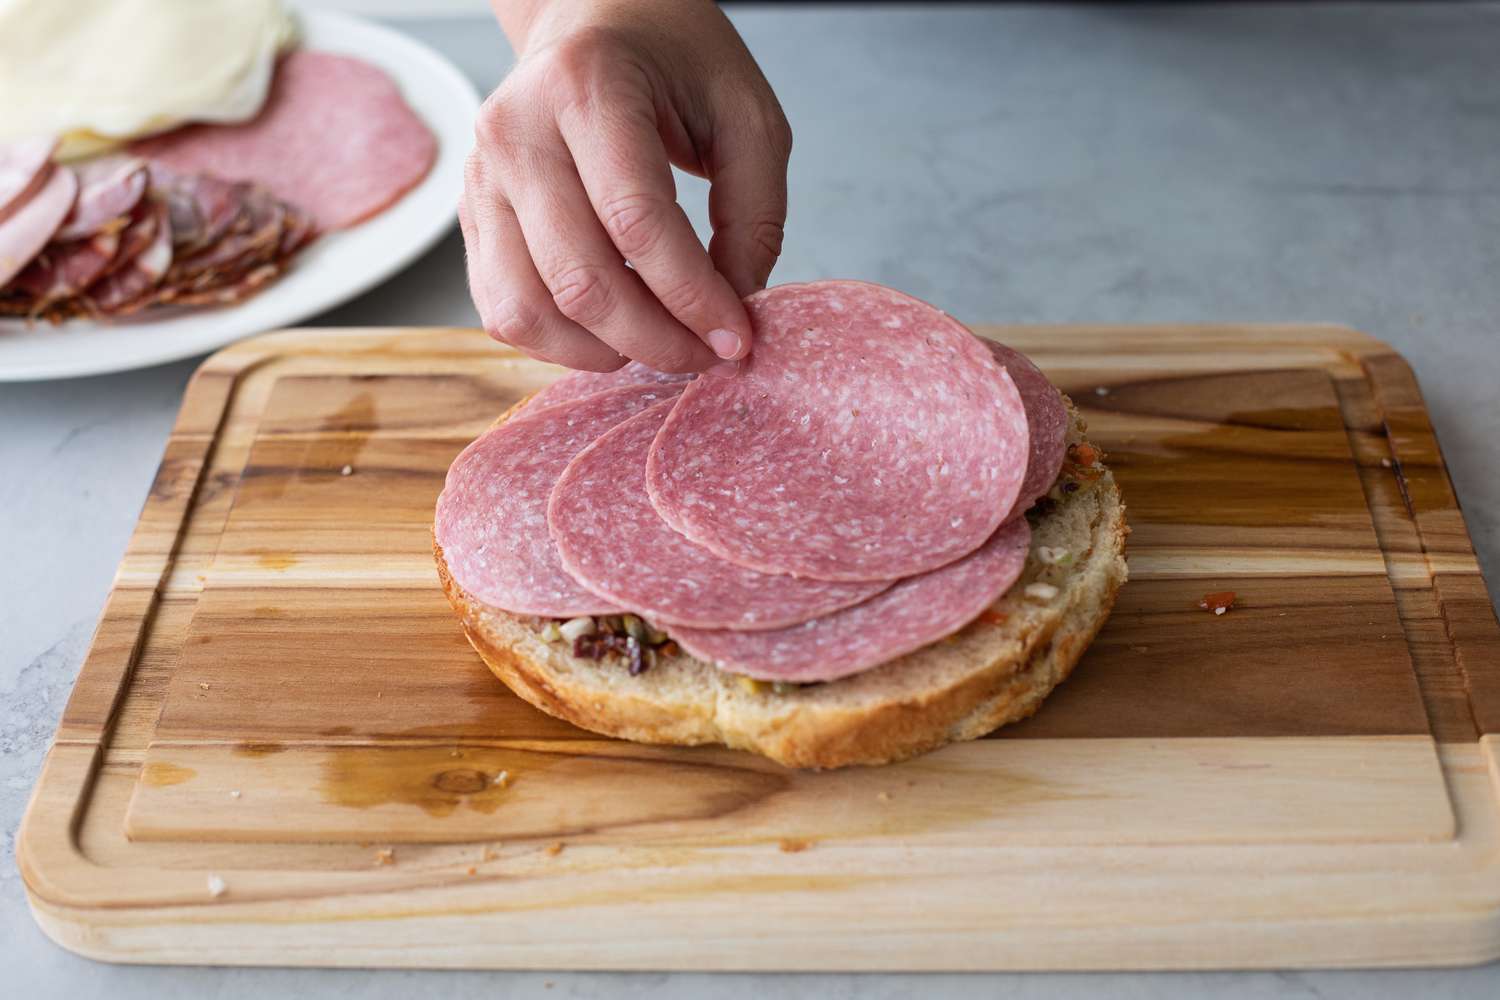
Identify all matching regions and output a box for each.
[707,328,742,360]
[708,360,740,378]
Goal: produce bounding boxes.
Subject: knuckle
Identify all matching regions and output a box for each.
[764,112,794,160]
[474,93,511,147]
[599,192,669,259]
[487,296,548,349]
[535,28,622,111]
[656,272,715,319]
[649,340,701,375]
[547,262,615,325]
[748,219,786,261]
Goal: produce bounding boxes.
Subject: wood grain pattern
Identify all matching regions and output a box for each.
[18,324,1500,970]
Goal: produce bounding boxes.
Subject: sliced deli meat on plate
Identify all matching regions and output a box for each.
[550,401,888,631]
[647,280,1030,582]
[149,164,243,255]
[87,200,173,314]
[54,156,148,241]
[97,199,162,278]
[6,230,121,308]
[0,166,77,288]
[530,360,693,412]
[276,204,317,257]
[0,138,56,222]
[670,516,1032,683]
[984,339,1068,516]
[156,184,285,299]
[164,260,284,308]
[435,383,685,618]
[132,51,436,231]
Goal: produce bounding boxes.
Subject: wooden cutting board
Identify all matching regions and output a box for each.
[19,325,1500,970]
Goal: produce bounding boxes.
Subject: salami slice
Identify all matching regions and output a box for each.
[550,401,888,631]
[132,51,436,231]
[435,384,685,617]
[983,340,1068,515]
[646,280,1029,581]
[671,517,1032,683]
[0,166,77,288]
[530,361,693,412]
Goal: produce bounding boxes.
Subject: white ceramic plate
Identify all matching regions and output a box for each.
[0,6,479,381]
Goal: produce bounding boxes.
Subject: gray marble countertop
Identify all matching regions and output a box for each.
[4,4,1499,996]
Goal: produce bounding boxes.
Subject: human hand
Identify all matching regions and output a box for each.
[463,0,792,373]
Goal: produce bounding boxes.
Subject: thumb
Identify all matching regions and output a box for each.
[706,110,792,297]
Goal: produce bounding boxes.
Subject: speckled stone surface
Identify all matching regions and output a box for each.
[4,5,1499,995]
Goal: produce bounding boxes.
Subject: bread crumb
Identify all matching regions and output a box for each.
[1130,645,1149,654]
[481,846,499,862]
[738,675,770,694]
[1024,582,1059,602]
[493,770,511,788]
[466,866,477,876]
[374,848,395,866]
[1380,457,1393,468]
[1094,386,1110,396]
[229,789,241,799]
[778,837,812,853]
[876,791,892,803]
[340,465,354,476]
[206,874,227,898]
[545,842,565,857]
[198,682,211,691]
[449,749,462,758]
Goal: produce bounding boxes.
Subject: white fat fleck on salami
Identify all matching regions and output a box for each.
[646,280,1029,581]
[434,384,684,617]
[982,340,1068,516]
[549,401,887,631]
[529,361,693,412]
[671,517,1031,682]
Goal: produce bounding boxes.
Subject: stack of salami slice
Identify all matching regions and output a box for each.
[435,280,1070,684]
[0,142,314,322]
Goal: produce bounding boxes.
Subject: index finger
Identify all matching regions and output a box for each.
[557,97,752,362]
